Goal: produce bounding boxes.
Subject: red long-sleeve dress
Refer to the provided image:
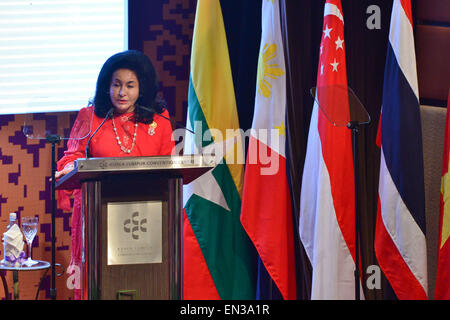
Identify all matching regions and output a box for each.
[57,106,175,299]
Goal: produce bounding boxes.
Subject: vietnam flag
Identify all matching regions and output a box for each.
[298,0,362,299]
[182,0,256,299]
[435,88,450,300]
[240,0,297,300]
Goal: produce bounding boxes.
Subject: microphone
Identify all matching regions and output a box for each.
[85,108,114,158]
[137,104,195,134]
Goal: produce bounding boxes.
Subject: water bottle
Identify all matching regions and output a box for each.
[2,213,17,265]
[7,212,17,230]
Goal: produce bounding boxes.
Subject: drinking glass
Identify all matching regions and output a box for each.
[21,216,39,266]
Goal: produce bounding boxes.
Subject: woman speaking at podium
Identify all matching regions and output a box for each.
[55,50,175,299]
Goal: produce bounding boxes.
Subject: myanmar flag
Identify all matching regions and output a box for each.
[182,0,256,299]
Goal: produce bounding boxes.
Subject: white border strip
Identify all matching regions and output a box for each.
[388,0,419,100]
[378,148,428,293]
[324,3,344,23]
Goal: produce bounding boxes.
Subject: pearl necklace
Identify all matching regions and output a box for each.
[112,115,138,154]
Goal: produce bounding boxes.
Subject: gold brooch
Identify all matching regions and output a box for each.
[148,121,157,135]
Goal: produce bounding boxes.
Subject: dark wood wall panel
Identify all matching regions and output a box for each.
[416,25,450,102]
[416,0,450,23]
[415,0,450,105]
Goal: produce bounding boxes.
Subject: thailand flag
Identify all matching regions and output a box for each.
[375,0,428,299]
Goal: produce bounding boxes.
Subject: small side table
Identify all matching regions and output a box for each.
[0,260,51,300]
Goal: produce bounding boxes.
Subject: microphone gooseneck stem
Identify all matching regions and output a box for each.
[85,108,114,158]
[138,105,195,135]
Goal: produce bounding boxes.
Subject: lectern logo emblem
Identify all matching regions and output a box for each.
[99,160,108,169]
[123,211,147,240]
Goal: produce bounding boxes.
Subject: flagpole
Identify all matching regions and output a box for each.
[347,121,361,300]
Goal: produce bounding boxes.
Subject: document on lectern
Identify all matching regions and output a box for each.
[107,201,163,265]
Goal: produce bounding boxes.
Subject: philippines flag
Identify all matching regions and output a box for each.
[240,0,297,300]
[299,0,362,299]
[374,0,428,300]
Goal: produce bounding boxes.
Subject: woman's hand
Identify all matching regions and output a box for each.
[54,162,74,180]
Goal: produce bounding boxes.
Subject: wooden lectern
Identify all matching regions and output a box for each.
[55,155,214,300]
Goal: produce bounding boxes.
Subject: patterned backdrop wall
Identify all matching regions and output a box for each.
[130,0,195,124]
[0,113,75,300]
[0,0,195,300]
